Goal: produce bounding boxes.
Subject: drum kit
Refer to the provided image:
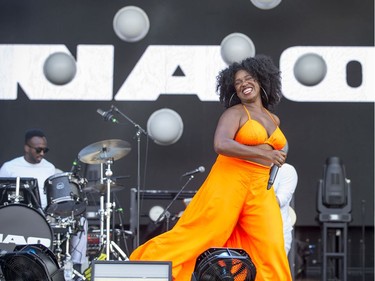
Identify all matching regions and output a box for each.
[0,139,132,276]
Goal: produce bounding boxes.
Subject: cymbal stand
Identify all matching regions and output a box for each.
[112,105,152,248]
[54,232,63,264]
[103,158,129,261]
[50,214,75,265]
[98,194,105,249]
[64,227,86,280]
[98,162,105,248]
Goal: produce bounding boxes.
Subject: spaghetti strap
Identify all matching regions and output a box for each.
[265,109,278,126]
[242,105,277,127]
[242,105,251,120]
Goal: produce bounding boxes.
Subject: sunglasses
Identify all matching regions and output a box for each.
[27,144,50,154]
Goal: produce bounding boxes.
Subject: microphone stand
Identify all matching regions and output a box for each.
[112,105,153,248]
[361,200,366,281]
[155,175,195,231]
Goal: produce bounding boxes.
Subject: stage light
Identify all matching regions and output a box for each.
[317,156,352,222]
[147,108,184,146]
[293,53,327,86]
[220,33,256,65]
[43,52,77,85]
[113,6,150,42]
[0,244,64,281]
[191,247,256,281]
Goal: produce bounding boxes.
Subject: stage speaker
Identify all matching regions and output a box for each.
[91,260,172,281]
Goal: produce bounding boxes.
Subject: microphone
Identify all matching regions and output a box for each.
[181,166,205,177]
[97,108,118,123]
[267,143,289,190]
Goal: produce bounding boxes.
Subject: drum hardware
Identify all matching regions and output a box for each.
[98,194,105,249]
[78,140,131,261]
[84,171,130,194]
[63,231,86,280]
[0,177,42,210]
[100,159,128,261]
[13,177,20,203]
[54,232,64,264]
[5,177,25,205]
[56,214,78,231]
[6,192,24,204]
[49,214,87,280]
[50,214,78,264]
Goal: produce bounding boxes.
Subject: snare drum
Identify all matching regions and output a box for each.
[44,172,87,217]
[0,204,53,252]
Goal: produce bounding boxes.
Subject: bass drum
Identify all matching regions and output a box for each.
[0,204,53,253]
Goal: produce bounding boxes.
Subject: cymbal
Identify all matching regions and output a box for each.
[83,182,125,193]
[78,139,131,164]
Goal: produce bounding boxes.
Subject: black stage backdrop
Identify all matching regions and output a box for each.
[0,0,373,228]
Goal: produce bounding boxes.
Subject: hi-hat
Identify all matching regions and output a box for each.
[78,139,131,164]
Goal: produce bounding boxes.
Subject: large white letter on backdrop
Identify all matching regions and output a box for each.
[0,45,114,100]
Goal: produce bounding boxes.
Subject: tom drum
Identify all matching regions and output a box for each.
[44,172,87,217]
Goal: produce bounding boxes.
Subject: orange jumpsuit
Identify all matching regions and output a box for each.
[130,106,292,281]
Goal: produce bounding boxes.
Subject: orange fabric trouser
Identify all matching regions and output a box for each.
[130,156,292,281]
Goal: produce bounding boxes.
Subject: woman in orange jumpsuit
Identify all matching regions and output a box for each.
[130,55,292,281]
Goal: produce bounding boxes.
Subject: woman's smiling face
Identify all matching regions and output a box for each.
[234,69,260,103]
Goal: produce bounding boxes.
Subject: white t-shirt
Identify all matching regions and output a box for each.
[0,156,56,208]
[273,163,298,254]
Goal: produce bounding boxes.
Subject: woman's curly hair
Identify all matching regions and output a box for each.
[216,54,282,110]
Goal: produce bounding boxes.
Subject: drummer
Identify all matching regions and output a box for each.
[0,128,55,209]
[0,128,88,272]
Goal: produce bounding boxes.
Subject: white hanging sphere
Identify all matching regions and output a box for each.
[294,53,327,86]
[250,0,282,10]
[220,33,256,65]
[147,108,184,146]
[113,6,150,42]
[43,52,77,85]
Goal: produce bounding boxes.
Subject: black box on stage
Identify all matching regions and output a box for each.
[91,260,172,281]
